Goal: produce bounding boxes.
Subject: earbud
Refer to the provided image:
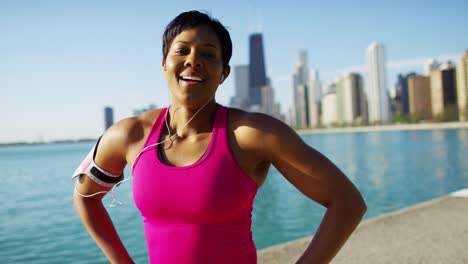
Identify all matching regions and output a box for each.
[219,74,225,83]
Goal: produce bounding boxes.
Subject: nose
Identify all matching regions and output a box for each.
[184,51,202,68]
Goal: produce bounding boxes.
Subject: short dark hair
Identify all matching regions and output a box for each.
[162,10,232,71]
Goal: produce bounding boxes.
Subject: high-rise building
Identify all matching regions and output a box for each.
[249,33,267,107]
[322,81,336,94]
[104,106,114,131]
[297,84,310,128]
[335,76,345,124]
[290,50,309,128]
[456,51,468,121]
[307,81,321,127]
[261,81,284,121]
[389,85,401,116]
[367,42,390,123]
[230,65,250,110]
[261,82,274,115]
[232,33,282,119]
[336,73,367,124]
[408,75,432,120]
[430,63,458,120]
[310,69,322,100]
[395,72,417,114]
[321,91,338,127]
[307,69,322,127]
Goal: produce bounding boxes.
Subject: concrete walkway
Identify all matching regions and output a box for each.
[258,189,468,264]
[297,121,468,135]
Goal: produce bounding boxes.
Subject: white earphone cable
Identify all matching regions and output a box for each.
[74,94,216,207]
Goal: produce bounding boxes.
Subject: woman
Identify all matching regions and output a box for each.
[73,10,366,264]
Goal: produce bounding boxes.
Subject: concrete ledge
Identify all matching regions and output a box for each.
[297,121,468,134]
[258,190,468,263]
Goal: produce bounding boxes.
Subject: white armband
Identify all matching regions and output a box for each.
[72,137,124,188]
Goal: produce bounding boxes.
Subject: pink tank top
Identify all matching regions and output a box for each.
[132,104,259,264]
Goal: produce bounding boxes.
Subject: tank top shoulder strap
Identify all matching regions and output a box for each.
[213,104,229,152]
[143,107,169,149]
[131,108,168,174]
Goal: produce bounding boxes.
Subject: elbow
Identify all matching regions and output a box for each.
[334,189,367,220]
[356,194,367,218]
[350,190,367,220]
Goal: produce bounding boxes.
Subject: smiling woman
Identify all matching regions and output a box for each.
[72,10,366,264]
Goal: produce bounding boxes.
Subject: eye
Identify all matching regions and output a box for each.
[202,52,216,59]
[174,47,189,55]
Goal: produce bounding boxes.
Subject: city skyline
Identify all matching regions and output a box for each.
[2,1,467,142]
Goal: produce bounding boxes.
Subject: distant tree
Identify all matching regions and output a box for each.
[391,113,411,123]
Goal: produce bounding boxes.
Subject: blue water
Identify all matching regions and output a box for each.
[1,129,467,263]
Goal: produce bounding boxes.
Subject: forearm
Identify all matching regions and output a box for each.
[296,197,366,264]
[73,193,134,264]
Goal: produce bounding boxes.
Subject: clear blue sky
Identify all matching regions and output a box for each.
[1,0,467,143]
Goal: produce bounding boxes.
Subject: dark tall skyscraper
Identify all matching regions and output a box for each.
[104,106,114,131]
[430,64,457,119]
[248,33,267,106]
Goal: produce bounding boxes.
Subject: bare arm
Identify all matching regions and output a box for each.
[255,115,367,264]
[73,122,135,264]
[73,188,133,263]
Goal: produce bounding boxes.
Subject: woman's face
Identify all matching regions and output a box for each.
[163,24,229,107]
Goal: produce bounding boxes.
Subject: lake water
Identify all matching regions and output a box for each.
[1,128,467,263]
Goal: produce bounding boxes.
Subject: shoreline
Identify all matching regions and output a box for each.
[297,121,468,134]
[2,122,468,146]
[0,138,96,147]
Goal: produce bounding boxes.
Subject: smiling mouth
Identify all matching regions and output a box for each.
[179,76,204,82]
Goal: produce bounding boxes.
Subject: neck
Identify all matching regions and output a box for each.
[167,99,217,138]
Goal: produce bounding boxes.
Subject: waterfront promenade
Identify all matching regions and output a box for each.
[257,189,468,263]
[297,121,468,134]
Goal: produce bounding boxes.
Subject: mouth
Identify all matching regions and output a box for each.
[178,74,205,85]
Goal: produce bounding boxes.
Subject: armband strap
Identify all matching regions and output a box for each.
[72,137,124,188]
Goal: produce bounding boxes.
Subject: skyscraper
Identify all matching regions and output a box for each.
[290,50,309,128]
[321,91,337,127]
[408,75,432,120]
[367,42,390,123]
[307,76,322,127]
[260,80,284,121]
[456,51,468,121]
[232,33,281,119]
[430,63,458,120]
[297,84,310,128]
[235,65,249,102]
[310,69,322,103]
[396,72,417,114]
[230,65,250,110]
[336,73,367,124]
[104,106,114,131]
[249,33,267,107]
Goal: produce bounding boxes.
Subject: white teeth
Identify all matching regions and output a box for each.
[180,76,202,81]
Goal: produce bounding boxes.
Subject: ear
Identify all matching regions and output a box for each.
[219,66,231,84]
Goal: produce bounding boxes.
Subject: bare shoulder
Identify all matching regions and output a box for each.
[228,107,296,140]
[96,108,165,172]
[227,107,299,160]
